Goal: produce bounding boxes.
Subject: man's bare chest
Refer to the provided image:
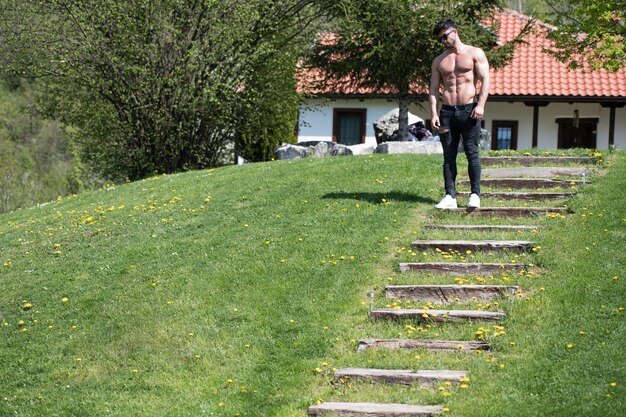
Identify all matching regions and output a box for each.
[439,53,475,77]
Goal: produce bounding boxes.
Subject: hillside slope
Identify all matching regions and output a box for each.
[1,152,624,416]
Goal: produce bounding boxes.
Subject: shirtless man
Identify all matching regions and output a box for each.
[429,18,490,209]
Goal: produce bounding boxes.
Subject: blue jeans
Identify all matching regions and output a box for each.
[439,103,481,197]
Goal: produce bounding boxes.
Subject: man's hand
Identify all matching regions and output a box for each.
[431,115,441,130]
[471,105,484,120]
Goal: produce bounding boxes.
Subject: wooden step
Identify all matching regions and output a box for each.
[335,368,466,386]
[424,224,540,231]
[461,178,586,189]
[357,338,490,352]
[385,284,518,304]
[370,308,505,322]
[456,191,575,201]
[308,402,444,416]
[483,166,594,178]
[481,156,599,166]
[442,207,568,217]
[410,239,533,252]
[399,262,526,275]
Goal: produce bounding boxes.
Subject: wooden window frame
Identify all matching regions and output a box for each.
[555,117,598,149]
[491,120,518,150]
[332,108,367,145]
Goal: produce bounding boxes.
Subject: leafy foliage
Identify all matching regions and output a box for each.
[544,0,625,71]
[0,0,320,180]
[0,77,77,213]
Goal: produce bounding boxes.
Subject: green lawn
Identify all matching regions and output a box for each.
[1,150,624,416]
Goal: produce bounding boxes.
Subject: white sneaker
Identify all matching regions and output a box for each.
[435,195,457,209]
[468,193,481,208]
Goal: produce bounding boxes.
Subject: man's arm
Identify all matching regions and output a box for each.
[429,59,442,129]
[471,48,490,120]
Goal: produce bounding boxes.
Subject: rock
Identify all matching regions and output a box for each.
[275,141,376,159]
[274,143,310,160]
[458,129,492,152]
[479,129,491,152]
[376,141,443,154]
[373,108,425,144]
[347,143,377,155]
[330,144,350,156]
[310,141,334,157]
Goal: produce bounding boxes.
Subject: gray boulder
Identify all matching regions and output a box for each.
[347,143,376,155]
[458,129,492,152]
[376,141,443,154]
[274,143,310,160]
[373,108,425,144]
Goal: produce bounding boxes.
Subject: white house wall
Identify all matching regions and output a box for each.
[298,98,626,150]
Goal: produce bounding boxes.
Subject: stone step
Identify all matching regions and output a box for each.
[370,308,505,322]
[385,284,518,304]
[335,368,467,386]
[456,191,575,201]
[442,207,568,217]
[461,178,586,189]
[398,261,526,275]
[308,402,444,416]
[424,223,540,231]
[483,166,594,178]
[410,239,533,252]
[481,156,598,166]
[357,338,490,352]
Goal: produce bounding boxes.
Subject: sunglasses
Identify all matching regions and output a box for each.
[438,29,455,42]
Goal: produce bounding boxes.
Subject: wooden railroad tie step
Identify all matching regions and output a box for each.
[424,224,540,231]
[357,338,490,352]
[370,308,505,322]
[481,167,595,178]
[308,402,444,416]
[441,207,568,217]
[461,178,587,189]
[456,191,575,201]
[385,284,518,304]
[399,261,526,275]
[410,239,533,252]
[480,156,599,166]
[335,368,467,386]
[482,166,595,178]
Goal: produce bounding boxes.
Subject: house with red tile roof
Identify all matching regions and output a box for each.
[297,10,626,150]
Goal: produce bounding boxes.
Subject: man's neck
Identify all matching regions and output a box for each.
[448,40,466,54]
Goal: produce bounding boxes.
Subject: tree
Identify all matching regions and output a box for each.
[0,76,77,212]
[305,0,532,140]
[0,0,322,181]
[544,0,625,71]
[506,0,553,20]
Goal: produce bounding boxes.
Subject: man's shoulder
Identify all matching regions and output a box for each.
[467,45,487,58]
[433,50,450,63]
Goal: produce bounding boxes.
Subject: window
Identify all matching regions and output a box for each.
[556,117,598,149]
[491,121,518,150]
[333,109,366,145]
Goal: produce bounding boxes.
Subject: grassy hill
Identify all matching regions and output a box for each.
[1,152,624,416]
